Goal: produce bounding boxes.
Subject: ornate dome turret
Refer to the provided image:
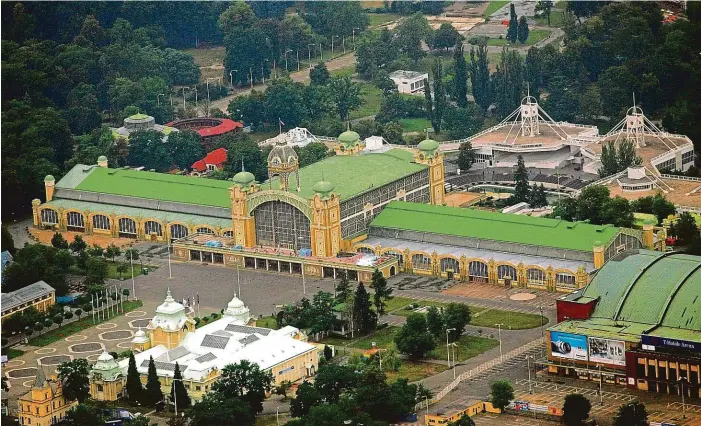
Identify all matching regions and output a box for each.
[131,327,149,344]
[151,288,188,331]
[267,143,300,192]
[417,138,440,159]
[313,180,335,200]
[338,130,360,146]
[223,293,250,324]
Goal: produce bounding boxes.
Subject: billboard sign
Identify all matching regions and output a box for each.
[550,331,588,361]
[641,335,701,353]
[588,337,626,366]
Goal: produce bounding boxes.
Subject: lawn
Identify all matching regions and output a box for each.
[429,335,499,362]
[470,309,549,330]
[352,326,399,350]
[106,262,156,280]
[394,300,487,317]
[399,118,432,133]
[349,83,383,120]
[182,46,226,83]
[368,13,401,27]
[386,361,449,383]
[5,348,25,359]
[535,9,568,28]
[28,301,143,347]
[255,316,279,330]
[383,296,416,313]
[487,30,552,47]
[483,1,509,17]
[329,65,356,78]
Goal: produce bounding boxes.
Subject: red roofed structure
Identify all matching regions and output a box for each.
[191,148,228,173]
[167,118,243,148]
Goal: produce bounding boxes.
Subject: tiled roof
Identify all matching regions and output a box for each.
[1,281,54,314]
[191,148,228,172]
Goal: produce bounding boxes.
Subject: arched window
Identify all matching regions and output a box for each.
[440,257,460,273]
[527,268,546,286]
[40,209,58,225]
[384,250,403,266]
[468,261,488,281]
[66,212,85,231]
[412,254,431,270]
[222,230,234,237]
[498,265,518,280]
[253,201,311,250]
[170,224,189,241]
[92,214,110,231]
[144,221,163,236]
[196,227,215,235]
[357,247,375,255]
[118,217,137,238]
[556,272,577,288]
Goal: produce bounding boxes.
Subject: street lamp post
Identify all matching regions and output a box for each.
[296,50,300,71]
[343,36,346,54]
[229,69,238,87]
[193,86,198,109]
[249,67,253,88]
[307,44,313,67]
[495,323,504,361]
[445,328,456,368]
[157,93,165,107]
[353,27,360,49]
[236,261,241,298]
[167,240,172,279]
[319,43,323,60]
[679,376,687,418]
[526,355,534,393]
[284,49,292,71]
[181,87,189,111]
[424,395,429,416]
[129,248,137,301]
[451,343,457,379]
[597,364,603,406]
[539,306,544,357]
[276,407,280,426]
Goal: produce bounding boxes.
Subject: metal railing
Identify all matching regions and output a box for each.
[417,337,545,410]
[660,174,701,183]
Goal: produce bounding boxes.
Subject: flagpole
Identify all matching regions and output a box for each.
[130,251,137,301]
[168,240,173,279]
[91,294,95,324]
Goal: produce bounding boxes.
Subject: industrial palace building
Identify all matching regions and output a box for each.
[31,126,654,292]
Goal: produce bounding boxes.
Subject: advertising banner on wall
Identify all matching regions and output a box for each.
[588,337,626,366]
[550,331,588,361]
[641,335,701,353]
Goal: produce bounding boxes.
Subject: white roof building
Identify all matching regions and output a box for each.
[389,70,428,94]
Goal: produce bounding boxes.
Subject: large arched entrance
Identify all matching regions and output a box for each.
[253,200,311,250]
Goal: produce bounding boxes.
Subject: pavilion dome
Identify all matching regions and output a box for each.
[267,144,298,166]
[223,294,250,324]
[151,289,188,331]
[90,351,122,381]
[312,180,335,197]
[338,130,360,146]
[232,170,256,186]
[97,155,108,162]
[44,175,55,183]
[131,328,149,344]
[417,138,439,152]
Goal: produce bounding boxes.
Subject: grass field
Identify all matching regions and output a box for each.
[386,361,449,382]
[255,316,279,330]
[106,262,156,280]
[329,65,356,78]
[483,1,509,17]
[6,348,25,359]
[429,335,499,362]
[28,301,143,347]
[535,9,568,28]
[349,83,383,120]
[383,296,416,313]
[182,46,226,83]
[368,13,401,27]
[487,30,552,47]
[399,118,432,133]
[471,309,549,330]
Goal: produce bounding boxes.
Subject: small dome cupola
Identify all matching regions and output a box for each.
[44,175,55,183]
[417,138,440,157]
[223,293,250,324]
[312,179,335,200]
[338,130,360,147]
[267,143,300,192]
[97,155,108,168]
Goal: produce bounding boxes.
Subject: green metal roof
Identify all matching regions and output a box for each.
[44,199,232,229]
[60,165,233,208]
[267,149,425,200]
[552,251,701,343]
[370,201,620,252]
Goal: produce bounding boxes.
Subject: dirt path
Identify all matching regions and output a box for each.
[208,52,357,113]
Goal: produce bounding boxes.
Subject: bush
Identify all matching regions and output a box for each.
[44,319,54,328]
[210,313,219,320]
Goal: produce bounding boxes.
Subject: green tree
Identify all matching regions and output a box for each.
[443,303,471,342]
[651,194,676,223]
[506,4,518,43]
[1,226,15,255]
[602,196,634,227]
[576,185,611,225]
[353,282,377,334]
[169,130,205,170]
[535,0,554,26]
[612,401,648,426]
[105,244,121,263]
[395,13,432,64]
[490,380,514,410]
[221,133,268,182]
[394,313,436,359]
[356,28,398,79]
[424,78,434,126]
[370,269,393,316]
[528,184,548,208]
[186,394,254,426]
[426,305,444,336]
[309,63,330,86]
[69,235,88,253]
[314,364,357,404]
[52,233,69,250]
[57,359,91,403]
[493,49,524,118]
[323,345,333,361]
[265,79,308,128]
[296,142,330,168]
[59,403,105,425]
[87,244,104,258]
[562,393,592,426]
[2,244,73,296]
[228,90,267,129]
[431,59,447,133]
[274,380,292,401]
[374,70,397,95]
[457,141,476,172]
[433,23,460,52]
[171,362,190,410]
[453,43,468,108]
[675,212,699,246]
[513,155,530,203]
[85,256,108,285]
[598,141,620,177]
[309,291,336,335]
[329,76,362,121]
[289,381,321,417]
[211,360,274,414]
[335,270,353,303]
[126,352,143,404]
[145,356,163,407]
[302,404,345,426]
[127,130,174,172]
[469,43,491,110]
[450,414,476,426]
[616,140,642,171]
[517,16,530,44]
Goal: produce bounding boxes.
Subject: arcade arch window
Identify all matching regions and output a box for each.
[66,212,85,231]
[144,221,163,236]
[170,224,189,241]
[384,250,403,266]
[468,261,488,280]
[254,201,311,250]
[357,247,375,255]
[411,254,431,270]
[196,227,215,235]
[118,218,137,238]
[222,230,234,237]
[41,209,58,225]
[498,265,517,281]
[556,272,576,289]
[527,268,546,286]
[440,257,460,273]
[92,214,110,231]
